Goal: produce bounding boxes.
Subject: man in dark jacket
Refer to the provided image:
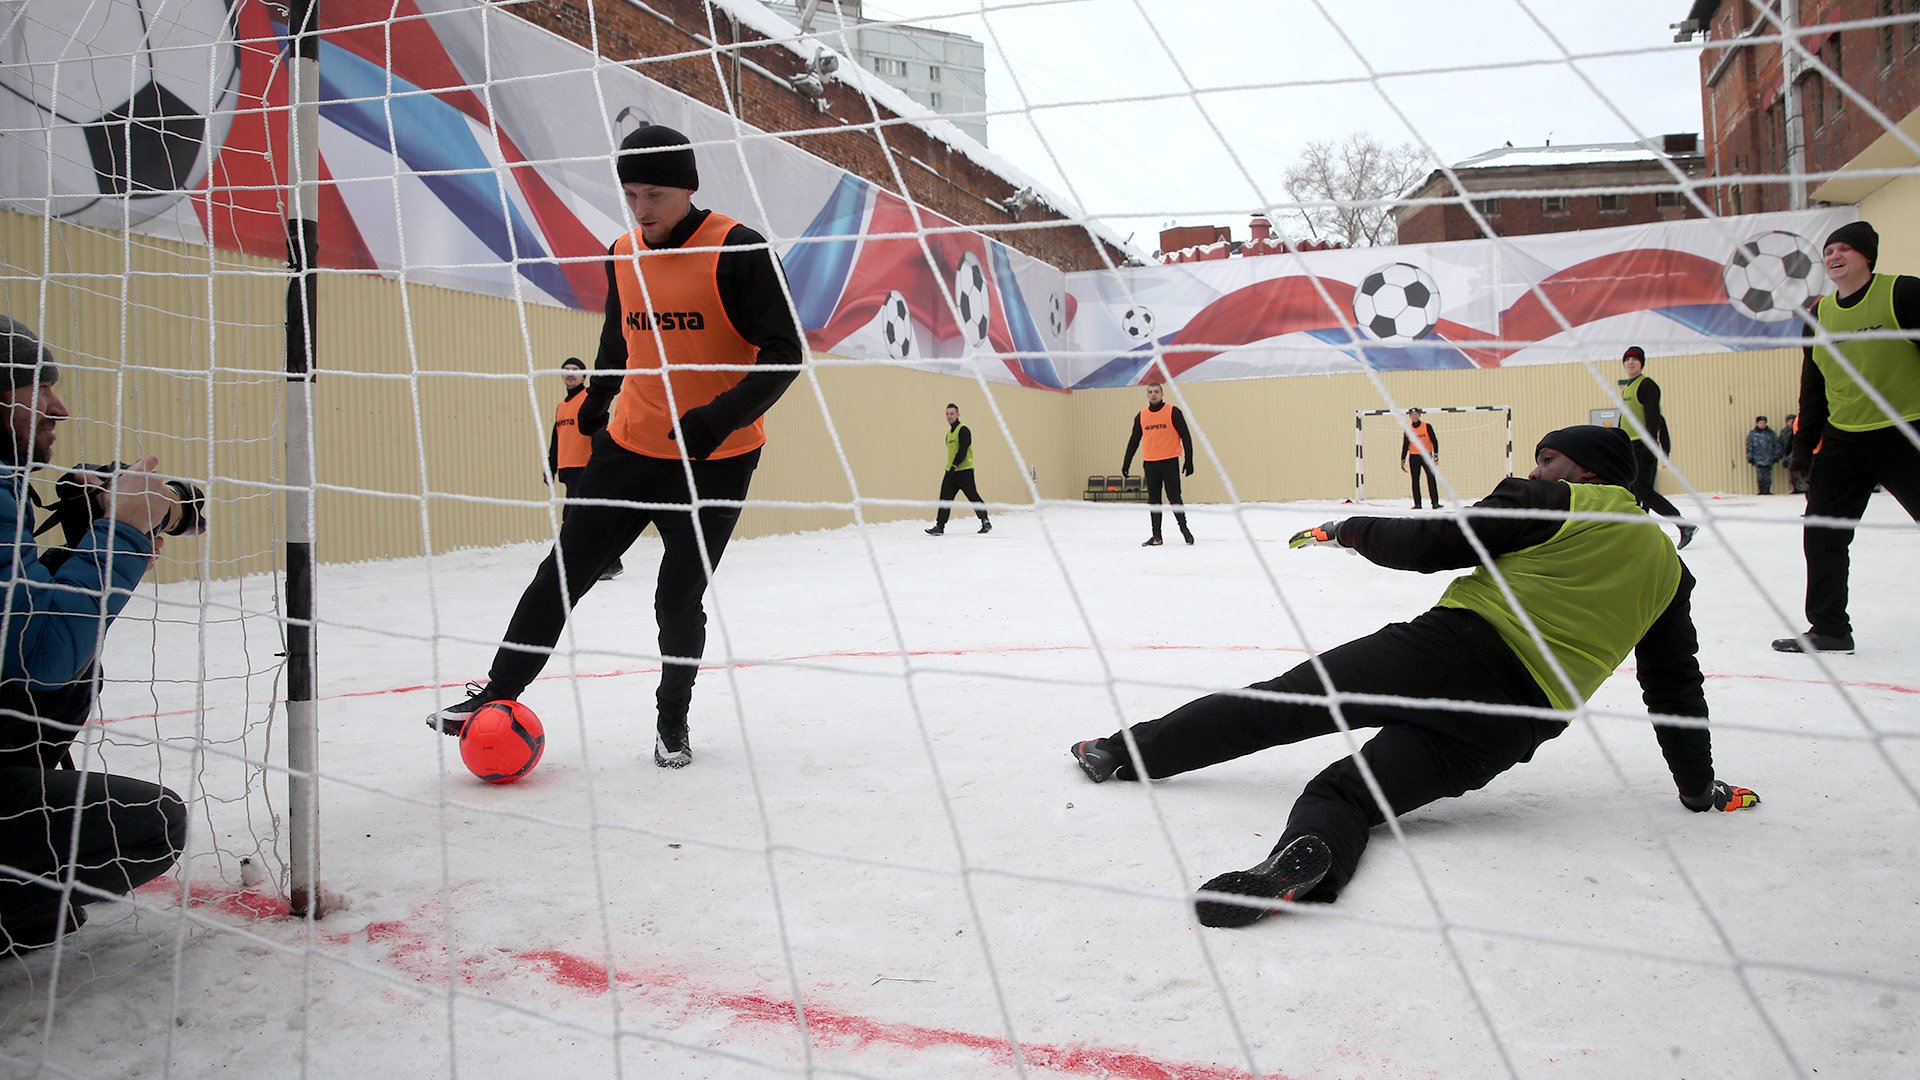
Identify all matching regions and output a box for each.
[925,403,990,535]
[1070,425,1755,928]
[0,316,187,954]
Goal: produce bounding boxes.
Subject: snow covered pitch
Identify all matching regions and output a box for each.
[4,496,1915,1079]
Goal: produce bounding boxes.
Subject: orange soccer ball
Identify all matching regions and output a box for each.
[459,701,545,784]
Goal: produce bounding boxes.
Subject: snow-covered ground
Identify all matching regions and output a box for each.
[3,495,1916,1079]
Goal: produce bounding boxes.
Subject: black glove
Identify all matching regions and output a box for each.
[670,406,727,461]
[1183,461,1194,477]
[1680,779,1759,812]
[1121,467,1131,480]
[576,390,612,438]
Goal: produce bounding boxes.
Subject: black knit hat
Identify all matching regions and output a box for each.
[616,125,699,190]
[1622,345,1645,362]
[1824,220,1878,268]
[1536,425,1636,489]
[0,314,59,394]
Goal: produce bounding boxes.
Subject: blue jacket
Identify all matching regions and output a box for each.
[1745,429,1782,467]
[1,464,153,692]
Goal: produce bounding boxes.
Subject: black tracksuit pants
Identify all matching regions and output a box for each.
[1629,444,1683,520]
[934,468,989,527]
[1408,457,1439,507]
[556,466,622,574]
[1104,608,1563,900]
[1143,458,1187,537]
[1802,425,1920,638]
[491,435,759,724]
[0,766,187,923]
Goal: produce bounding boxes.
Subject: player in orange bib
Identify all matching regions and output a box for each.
[428,125,803,769]
[1120,382,1194,545]
[1399,407,1441,509]
[547,357,621,580]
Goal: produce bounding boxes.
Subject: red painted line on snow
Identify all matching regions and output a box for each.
[137,884,1294,1079]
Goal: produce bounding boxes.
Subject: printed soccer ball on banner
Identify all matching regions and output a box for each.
[0,0,241,227]
[1047,292,1065,337]
[1121,305,1155,341]
[879,290,916,359]
[459,701,546,784]
[953,252,991,349]
[1352,262,1442,341]
[1723,230,1822,322]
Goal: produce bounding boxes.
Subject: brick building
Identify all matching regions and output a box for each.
[1394,137,1708,245]
[1155,217,1345,263]
[511,0,1125,271]
[1679,0,1920,214]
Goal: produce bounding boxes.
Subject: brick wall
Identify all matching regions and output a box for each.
[1397,162,1705,244]
[513,0,1125,271]
[1699,0,1920,214]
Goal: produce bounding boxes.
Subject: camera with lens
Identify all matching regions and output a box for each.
[45,462,207,549]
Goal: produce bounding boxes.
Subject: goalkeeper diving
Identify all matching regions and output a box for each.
[1069,424,1757,928]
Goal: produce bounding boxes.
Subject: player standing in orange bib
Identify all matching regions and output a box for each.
[429,125,803,769]
[547,357,622,580]
[1120,382,1194,546]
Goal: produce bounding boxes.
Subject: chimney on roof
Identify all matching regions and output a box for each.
[1663,132,1700,154]
[1249,215,1272,242]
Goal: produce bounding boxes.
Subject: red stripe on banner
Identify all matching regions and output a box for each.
[1159,276,1356,379]
[1500,249,1725,346]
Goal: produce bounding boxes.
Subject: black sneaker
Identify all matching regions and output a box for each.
[1070,738,1123,783]
[1141,536,1163,547]
[1180,527,1194,545]
[978,519,992,534]
[925,526,944,536]
[1194,835,1333,928]
[599,563,624,581]
[1677,525,1697,549]
[426,682,503,736]
[654,718,692,768]
[1771,630,1854,655]
[1,902,86,956]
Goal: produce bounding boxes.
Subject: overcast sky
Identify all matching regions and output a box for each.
[855,0,1710,250]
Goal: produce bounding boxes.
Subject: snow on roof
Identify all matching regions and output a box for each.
[687,0,1142,261]
[1450,143,1679,170]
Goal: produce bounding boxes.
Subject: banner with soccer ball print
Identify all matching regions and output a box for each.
[1062,206,1856,389]
[0,0,1855,392]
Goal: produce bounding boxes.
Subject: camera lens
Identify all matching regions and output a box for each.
[162,480,207,537]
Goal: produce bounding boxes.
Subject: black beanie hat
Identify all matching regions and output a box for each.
[616,125,699,191]
[0,315,59,394]
[1824,220,1878,268]
[1536,425,1636,489]
[1622,345,1645,362]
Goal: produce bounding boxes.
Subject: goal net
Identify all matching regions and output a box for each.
[1356,405,1512,505]
[2,1,1916,1079]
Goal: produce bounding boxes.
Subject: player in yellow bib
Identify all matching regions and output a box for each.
[1070,425,1756,927]
[1774,220,1920,656]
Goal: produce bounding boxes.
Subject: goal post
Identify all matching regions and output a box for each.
[1355,405,1513,504]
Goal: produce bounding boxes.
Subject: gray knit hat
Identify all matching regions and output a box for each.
[0,315,59,393]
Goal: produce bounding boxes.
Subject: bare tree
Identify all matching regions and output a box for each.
[1283,133,1430,247]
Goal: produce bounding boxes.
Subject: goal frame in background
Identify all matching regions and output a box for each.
[1354,405,1513,504]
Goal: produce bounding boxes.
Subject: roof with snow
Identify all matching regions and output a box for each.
[1451,141,1698,170]
[698,0,1141,260]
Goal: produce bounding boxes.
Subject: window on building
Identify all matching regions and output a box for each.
[1910,0,1920,51]
[1473,198,1500,215]
[1541,195,1569,214]
[1655,190,1683,208]
[872,57,907,77]
[929,65,942,82]
[1597,193,1626,213]
[929,92,943,108]
[1827,35,1845,118]
[1880,0,1899,70]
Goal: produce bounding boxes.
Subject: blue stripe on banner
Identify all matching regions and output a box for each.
[1305,329,1475,371]
[785,174,872,332]
[1656,303,1806,347]
[988,243,1062,388]
[317,42,574,306]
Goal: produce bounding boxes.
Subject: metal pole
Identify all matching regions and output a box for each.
[1781,0,1808,209]
[284,0,323,919]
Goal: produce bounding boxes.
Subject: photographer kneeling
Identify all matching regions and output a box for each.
[0,316,187,955]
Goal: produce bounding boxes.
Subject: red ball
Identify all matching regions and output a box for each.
[459,701,545,784]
